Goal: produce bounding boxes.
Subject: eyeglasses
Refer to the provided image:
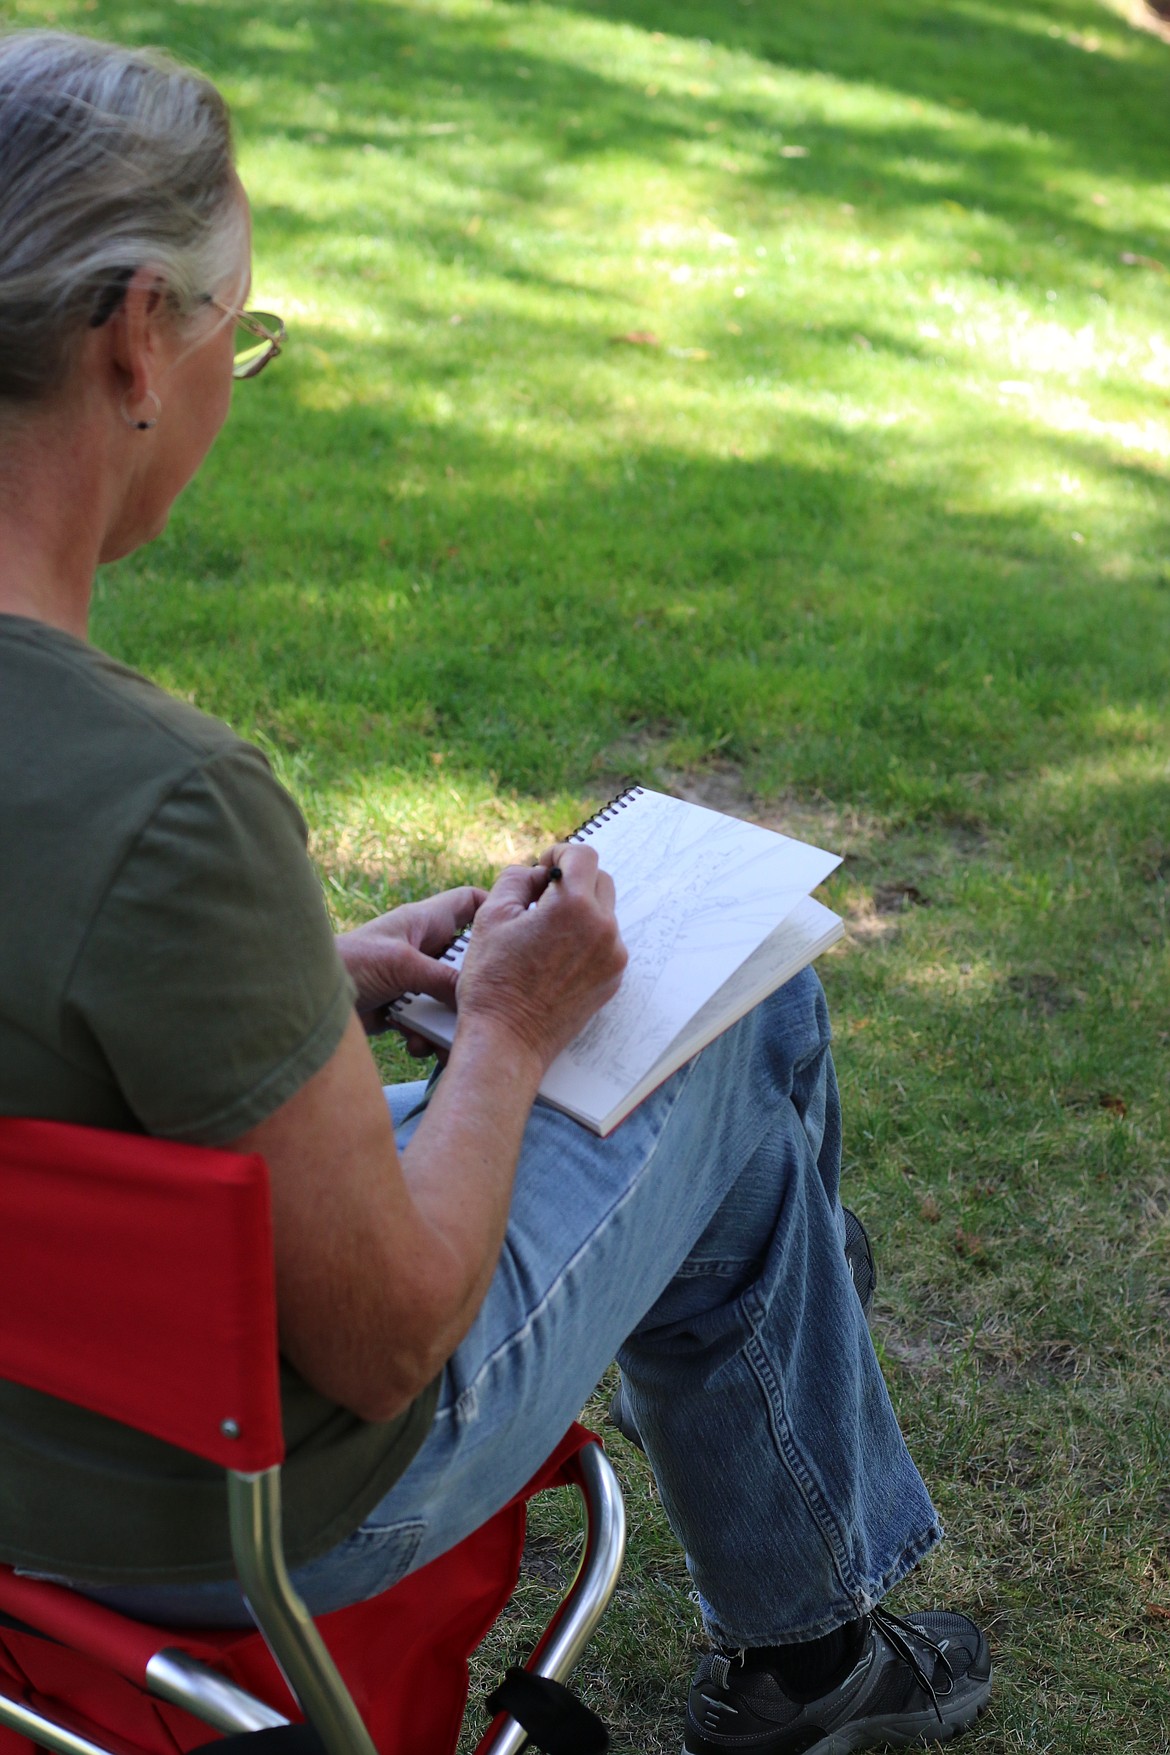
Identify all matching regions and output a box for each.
[217,305,286,380]
[91,282,287,381]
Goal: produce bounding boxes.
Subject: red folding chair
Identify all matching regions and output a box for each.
[0,1118,625,1755]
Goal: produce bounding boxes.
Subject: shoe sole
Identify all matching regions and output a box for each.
[681,1674,992,1754]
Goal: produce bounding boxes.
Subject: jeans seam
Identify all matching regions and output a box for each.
[742,1322,860,1604]
[671,1257,760,1278]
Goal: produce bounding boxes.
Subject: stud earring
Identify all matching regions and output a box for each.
[119,389,162,431]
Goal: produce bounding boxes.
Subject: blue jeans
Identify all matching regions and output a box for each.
[90,971,941,1646]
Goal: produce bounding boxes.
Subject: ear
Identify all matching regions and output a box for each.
[99,266,170,410]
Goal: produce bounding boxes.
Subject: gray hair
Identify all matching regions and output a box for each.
[0,31,240,405]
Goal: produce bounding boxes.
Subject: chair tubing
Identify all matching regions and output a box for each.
[146,1649,289,1735]
[477,1444,626,1755]
[227,1471,378,1755]
[0,1683,125,1755]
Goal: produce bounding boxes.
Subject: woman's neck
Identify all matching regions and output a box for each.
[0,401,107,640]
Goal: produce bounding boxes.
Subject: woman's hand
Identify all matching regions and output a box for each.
[455,843,627,1073]
[336,886,487,1032]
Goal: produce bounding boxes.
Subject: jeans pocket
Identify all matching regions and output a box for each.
[294,1517,429,1615]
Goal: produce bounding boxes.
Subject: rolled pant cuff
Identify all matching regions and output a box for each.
[699,1516,946,1650]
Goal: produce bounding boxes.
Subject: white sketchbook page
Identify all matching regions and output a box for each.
[541,789,838,1101]
[666,894,843,1068]
[393,789,841,1119]
[539,894,844,1133]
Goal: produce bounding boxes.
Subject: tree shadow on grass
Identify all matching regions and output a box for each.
[539,0,1170,184]
[83,0,1169,311]
[104,340,1170,815]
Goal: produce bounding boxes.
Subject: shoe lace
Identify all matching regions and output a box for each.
[708,1653,738,1691]
[869,1606,953,1726]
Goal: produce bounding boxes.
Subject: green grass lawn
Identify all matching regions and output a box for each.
[8,0,1169,1745]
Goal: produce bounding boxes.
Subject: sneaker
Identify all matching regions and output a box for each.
[683,1606,992,1754]
[607,1377,644,1449]
[609,1208,877,1452]
[843,1206,877,1320]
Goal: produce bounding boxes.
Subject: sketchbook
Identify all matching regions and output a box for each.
[392,785,844,1137]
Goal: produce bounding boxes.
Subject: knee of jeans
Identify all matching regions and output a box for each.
[629,1249,767,1339]
[767,964,832,1057]
[732,966,821,1074]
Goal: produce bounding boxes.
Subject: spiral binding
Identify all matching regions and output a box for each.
[566,782,645,840]
[440,930,470,966]
[388,784,646,1018]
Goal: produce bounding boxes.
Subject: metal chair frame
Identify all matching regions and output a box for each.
[0,1451,624,1755]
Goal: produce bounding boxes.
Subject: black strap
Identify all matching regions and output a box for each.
[0,1610,45,1638]
[192,1680,610,1755]
[486,1668,609,1754]
[190,1726,325,1755]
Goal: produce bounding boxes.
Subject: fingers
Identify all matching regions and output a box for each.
[454,843,626,1070]
[339,887,488,1016]
[533,843,611,900]
[487,863,550,914]
[483,850,612,923]
[537,842,589,877]
[447,884,489,926]
[413,886,488,954]
[392,944,460,1008]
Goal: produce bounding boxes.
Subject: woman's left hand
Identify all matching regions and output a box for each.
[336,887,487,1034]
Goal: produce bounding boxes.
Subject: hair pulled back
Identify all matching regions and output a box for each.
[0,31,239,405]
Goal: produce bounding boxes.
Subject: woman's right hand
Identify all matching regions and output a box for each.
[453,843,627,1073]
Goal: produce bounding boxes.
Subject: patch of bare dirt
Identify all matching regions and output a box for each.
[877,1319,957,1372]
[520,1532,575,1587]
[1008,973,1087,1017]
[873,881,931,912]
[836,899,895,943]
[658,760,887,859]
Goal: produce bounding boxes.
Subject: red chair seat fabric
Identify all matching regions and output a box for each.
[0,1427,596,1755]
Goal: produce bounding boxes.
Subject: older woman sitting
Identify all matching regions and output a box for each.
[0,31,990,1755]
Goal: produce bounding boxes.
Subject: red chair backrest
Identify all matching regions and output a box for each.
[0,1117,284,1471]
[0,1118,606,1755]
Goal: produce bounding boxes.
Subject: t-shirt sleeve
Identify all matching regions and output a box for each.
[64,743,356,1145]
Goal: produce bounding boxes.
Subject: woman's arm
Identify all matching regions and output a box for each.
[225,846,626,1423]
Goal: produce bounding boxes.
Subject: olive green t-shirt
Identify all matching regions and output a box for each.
[0,614,438,1583]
